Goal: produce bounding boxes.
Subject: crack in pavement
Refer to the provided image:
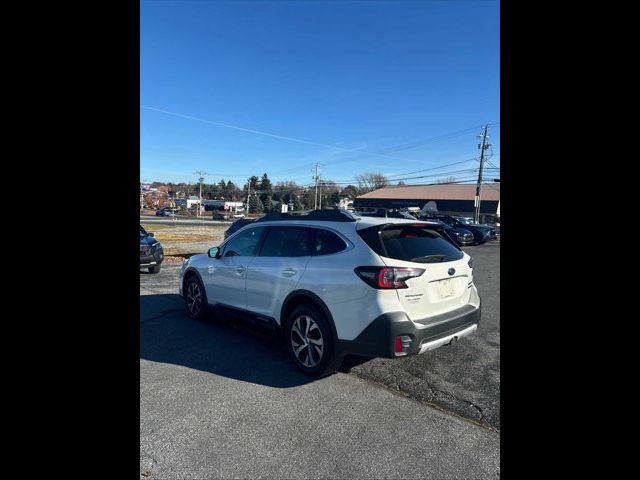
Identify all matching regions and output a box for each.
[351,366,497,432]
[349,370,499,433]
[400,368,490,425]
[426,381,488,424]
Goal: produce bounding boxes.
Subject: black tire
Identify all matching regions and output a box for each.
[184,275,208,320]
[148,265,161,274]
[285,304,342,378]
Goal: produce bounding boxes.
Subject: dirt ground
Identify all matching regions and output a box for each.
[141,223,226,257]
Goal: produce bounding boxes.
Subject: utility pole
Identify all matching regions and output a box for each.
[474,126,490,224]
[246,178,251,214]
[312,163,321,210]
[194,171,208,218]
[319,179,323,210]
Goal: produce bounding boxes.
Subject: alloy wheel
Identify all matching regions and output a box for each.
[186,281,202,316]
[290,315,324,368]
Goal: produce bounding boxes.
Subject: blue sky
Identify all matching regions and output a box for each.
[140,0,500,187]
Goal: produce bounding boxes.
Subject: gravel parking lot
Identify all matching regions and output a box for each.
[140,242,500,478]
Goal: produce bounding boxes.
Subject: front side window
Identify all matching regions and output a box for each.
[259,227,311,257]
[223,227,266,257]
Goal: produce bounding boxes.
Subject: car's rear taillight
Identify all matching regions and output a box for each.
[354,266,425,289]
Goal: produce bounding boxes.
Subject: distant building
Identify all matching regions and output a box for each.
[354,183,500,223]
[203,199,244,212]
[175,198,200,209]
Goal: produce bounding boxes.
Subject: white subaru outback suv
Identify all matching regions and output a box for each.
[179,210,480,377]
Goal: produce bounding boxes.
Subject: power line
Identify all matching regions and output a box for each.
[385,157,479,179]
[371,127,483,157]
[326,170,482,185]
[143,105,497,175]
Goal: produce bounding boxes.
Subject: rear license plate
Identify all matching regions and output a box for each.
[438,279,454,298]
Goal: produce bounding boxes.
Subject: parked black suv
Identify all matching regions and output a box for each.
[140,225,164,273]
[357,209,475,247]
[424,215,496,244]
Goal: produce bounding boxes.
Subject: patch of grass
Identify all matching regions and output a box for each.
[140,223,181,231]
[141,224,226,255]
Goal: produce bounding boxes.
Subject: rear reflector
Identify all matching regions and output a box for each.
[394,336,403,353]
[394,335,412,356]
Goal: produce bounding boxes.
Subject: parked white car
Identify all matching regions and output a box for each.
[179,210,480,377]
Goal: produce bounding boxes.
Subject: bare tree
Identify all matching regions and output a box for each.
[274,181,301,192]
[436,176,456,184]
[355,172,388,193]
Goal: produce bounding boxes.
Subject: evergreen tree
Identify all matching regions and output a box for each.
[260,173,272,194]
[256,195,265,214]
[264,194,274,212]
[292,194,303,212]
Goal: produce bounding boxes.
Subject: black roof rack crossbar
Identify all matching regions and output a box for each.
[253,209,358,223]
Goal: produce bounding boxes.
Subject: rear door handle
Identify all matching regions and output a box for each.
[282,268,297,277]
[235,266,246,274]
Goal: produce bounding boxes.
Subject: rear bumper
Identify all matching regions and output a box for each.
[337,299,481,359]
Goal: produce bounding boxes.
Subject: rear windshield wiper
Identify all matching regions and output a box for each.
[409,255,448,263]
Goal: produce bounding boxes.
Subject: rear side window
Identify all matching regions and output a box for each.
[259,227,311,257]
[310,228,347,255]
[358,225,462,263]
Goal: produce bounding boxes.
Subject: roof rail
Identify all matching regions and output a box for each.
[253,209,359,223]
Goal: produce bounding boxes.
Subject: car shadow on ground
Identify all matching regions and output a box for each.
[140,294,324,388]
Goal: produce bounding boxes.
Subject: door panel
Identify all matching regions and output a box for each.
[245,226,312,321]
[203,226,266,310]
[245,256,311,319]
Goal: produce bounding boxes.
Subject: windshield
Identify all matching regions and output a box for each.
[455,217,475,225]
[140,226,147,237]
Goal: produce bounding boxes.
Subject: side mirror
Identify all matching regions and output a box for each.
[208,247,220,259]
[148,232,154,237]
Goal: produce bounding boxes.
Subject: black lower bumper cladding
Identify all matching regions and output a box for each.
[338,302,481,358]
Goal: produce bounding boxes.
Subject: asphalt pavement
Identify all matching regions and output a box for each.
[140,243,500,479]
[346,242,500,429]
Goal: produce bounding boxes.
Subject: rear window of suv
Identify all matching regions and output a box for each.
[358,224,463,263]
[310,228,347,255]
